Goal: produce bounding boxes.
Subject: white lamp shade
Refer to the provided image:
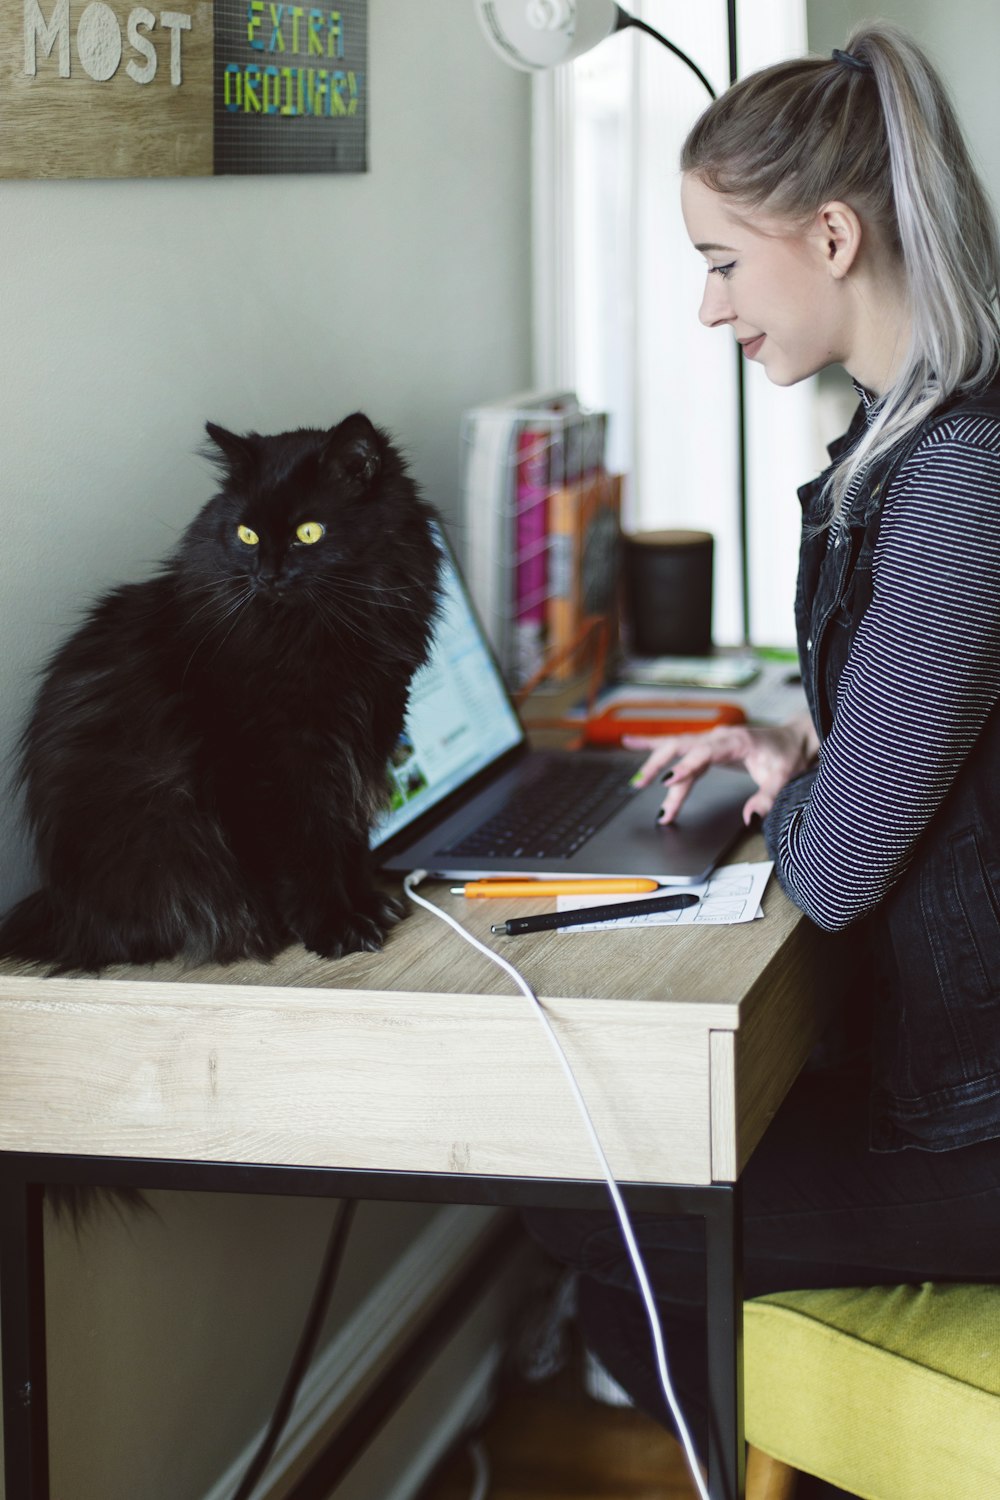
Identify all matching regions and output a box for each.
[475,0,622,71]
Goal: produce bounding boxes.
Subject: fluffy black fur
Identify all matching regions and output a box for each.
[0,412,442,973]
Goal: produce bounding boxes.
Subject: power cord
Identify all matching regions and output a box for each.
[402,870,711,1500]
[231,1198,358,1500]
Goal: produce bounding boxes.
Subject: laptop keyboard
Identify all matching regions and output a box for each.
[438,757,642,861]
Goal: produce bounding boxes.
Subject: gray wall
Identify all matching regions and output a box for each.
[807,0,1000,206]
[807,3,1000,449]
[0,0,531,911]
[0,5,531,1497]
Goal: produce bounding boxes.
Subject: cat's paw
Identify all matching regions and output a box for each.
[296,888,407,960]
[341,887,407,939]
[300,910,386,960]
[369,890,406,928]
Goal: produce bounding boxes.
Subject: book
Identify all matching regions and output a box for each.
[513,424,552,684]
[511,407,608,684]
[547,470,623,679]
[460,389,578,670]
[461,393,611,685]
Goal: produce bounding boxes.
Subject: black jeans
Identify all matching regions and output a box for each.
[524,1057,1000,1496]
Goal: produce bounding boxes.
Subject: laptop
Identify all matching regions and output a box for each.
[373,530,756,885]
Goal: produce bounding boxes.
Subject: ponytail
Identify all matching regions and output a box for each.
[681,22,1000,520]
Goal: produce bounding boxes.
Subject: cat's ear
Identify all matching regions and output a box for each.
[204,422,258,475]
[326,412,382,494]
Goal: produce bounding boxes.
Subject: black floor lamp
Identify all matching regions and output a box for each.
[475,0,750,645]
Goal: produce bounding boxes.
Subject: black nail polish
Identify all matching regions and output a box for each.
[660,769,674,783]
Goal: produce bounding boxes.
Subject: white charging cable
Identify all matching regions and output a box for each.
[402,870,712,1500]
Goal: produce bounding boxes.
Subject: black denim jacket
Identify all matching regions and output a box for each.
[767,378,1000,1152]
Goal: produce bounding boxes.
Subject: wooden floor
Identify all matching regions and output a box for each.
[414,1361,700,1500]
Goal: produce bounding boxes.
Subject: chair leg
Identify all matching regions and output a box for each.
[746,1443,799,1500]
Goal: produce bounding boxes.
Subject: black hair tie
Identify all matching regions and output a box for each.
[832,47,872,75]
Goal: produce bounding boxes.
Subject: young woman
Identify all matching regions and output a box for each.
[526,22,1000,1499]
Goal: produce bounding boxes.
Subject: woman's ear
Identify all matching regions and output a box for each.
[813,200,863,279]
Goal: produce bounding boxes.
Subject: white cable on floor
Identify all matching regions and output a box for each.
[402,871,712,1500]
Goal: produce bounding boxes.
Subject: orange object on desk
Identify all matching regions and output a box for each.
[581,699,746,745]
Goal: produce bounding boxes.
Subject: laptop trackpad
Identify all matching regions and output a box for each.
[578,763,757,883]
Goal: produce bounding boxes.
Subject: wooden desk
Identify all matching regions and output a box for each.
[0,831,839,1500]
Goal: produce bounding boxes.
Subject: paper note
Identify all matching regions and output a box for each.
[555,861,774,931]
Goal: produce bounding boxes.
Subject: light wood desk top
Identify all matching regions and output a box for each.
[0,829,839,1191]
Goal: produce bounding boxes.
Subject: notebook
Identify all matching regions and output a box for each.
[373,531,756,885]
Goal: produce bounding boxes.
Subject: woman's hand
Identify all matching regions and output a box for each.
[624,711,819,826]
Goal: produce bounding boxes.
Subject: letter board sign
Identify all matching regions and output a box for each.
[1,0,367,176]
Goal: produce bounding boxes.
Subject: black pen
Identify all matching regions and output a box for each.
[490,891,700,936]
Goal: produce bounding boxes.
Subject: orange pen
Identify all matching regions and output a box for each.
[451,878,661,898]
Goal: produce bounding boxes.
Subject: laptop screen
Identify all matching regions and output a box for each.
[370,536,524,849]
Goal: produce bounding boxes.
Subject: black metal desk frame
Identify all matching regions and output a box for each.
[0,1153,744,1500]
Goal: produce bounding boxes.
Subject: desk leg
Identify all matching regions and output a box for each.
[704,1181,744,1500]
[0,1172,49,1500]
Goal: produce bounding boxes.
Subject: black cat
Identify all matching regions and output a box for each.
[0,412,442,973]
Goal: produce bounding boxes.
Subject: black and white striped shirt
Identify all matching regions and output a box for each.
[765,391,1000,932]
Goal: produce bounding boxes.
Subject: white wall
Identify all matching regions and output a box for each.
[0,5,532,1497]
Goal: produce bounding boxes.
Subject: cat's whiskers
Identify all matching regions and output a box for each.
[306,596,366,644]
[301,582,367,643]
[178,581,248,632]
[197,586,258,666]
[310,576,423,613]
[324,572,419,598]
[183,579,244,595]
[180,586,254,683]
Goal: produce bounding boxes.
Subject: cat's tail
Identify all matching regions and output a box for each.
[0,889,63,967]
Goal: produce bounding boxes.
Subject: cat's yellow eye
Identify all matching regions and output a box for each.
[296,521,326,545]
[237,525,259,547]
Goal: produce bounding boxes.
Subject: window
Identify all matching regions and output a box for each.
[533,0,816,645]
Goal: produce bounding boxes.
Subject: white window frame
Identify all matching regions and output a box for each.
[532,0,815,647]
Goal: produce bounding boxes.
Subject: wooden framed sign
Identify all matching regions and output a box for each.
[0,0,367,177]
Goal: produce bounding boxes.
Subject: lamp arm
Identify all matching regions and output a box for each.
[614,8,717,100]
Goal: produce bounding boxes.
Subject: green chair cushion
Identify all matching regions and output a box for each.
[744,1284,1000,1500]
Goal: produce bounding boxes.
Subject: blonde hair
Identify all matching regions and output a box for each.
[681,22,1000,520]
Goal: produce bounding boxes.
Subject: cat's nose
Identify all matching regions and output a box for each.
[254,573,286,593]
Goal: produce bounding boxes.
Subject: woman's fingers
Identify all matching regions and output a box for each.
[653,744,719,823]
[621,733,720,819]
[742,789,776,826]
[624,724,803,827]
[626,726,754,777]
[656,775,698,824]
[622,734,691,787]
[649,729,753,824]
